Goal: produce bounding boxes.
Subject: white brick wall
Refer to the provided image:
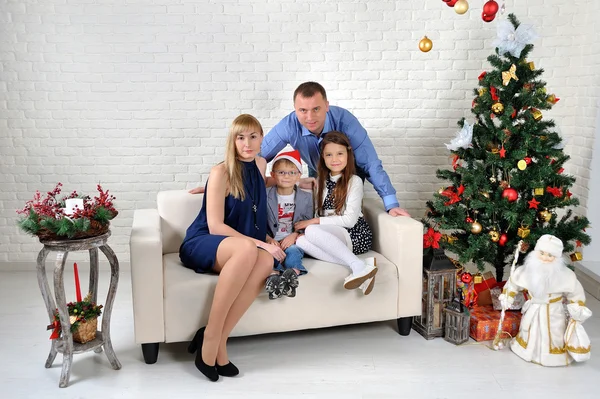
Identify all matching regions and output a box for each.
[1,0,598,265]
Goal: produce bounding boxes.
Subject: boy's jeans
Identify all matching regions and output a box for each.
[274,244,307,275]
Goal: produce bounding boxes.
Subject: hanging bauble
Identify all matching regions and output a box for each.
[444,0,459,7]
[483,0,499,15]
[502,187,518,202]
[517,160,527,171]
[489,229,500,242]
[517,226,530,238]
[531,108,543,121]
[480,191,490,199]
[465,216,474,223]
[471,221,483,234]
[482,12,496,22]
[547,94,560,104]
[498,233,508,246]
[419,36,433,53]
[570,252,583,262]
[527,61,535,70]
[478,87,487,96]
[538,209,552,222]
[524,157,532,165]
[533,187,545,196]
[454,0,469,14]
[491,101,504,115]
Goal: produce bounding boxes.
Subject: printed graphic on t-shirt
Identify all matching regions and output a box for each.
[274,194,295,241]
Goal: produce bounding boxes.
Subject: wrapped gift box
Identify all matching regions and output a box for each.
[469,305,522,342]
[474,272,498,306]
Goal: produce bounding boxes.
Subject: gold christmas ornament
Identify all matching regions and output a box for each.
[502,64,518,86]
[517,226,530,238]
[531,108,543,121]
[454,0,469,15]
[474,273,483,284]
[419,36,433,53]
[570,252,583,262]
[533,187,545,196]
[438,187,445,194]
[538,209,552,222]
[517,160,527,170]
[471,221,483,234]
[527,61,535,70]
[480,191,490,199]
[491,101,505,115]
[489,230,500,242]
[478,87,487,96]
[445,235,458,244]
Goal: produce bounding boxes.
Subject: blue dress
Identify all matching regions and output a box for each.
[179,160,272,273]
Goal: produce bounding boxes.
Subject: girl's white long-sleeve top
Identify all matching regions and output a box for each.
[318,174,364,229]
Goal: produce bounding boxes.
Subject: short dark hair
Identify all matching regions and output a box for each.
[293,82,327,101]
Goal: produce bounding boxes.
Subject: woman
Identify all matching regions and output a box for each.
[179,114,285,382]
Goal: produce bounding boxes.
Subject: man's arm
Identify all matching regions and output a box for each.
[260,117,292,162]
[341,111,401,212]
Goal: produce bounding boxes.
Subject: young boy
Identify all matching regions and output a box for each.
[264,150,313,299]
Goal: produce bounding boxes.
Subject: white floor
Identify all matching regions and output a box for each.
[1,270,599,399]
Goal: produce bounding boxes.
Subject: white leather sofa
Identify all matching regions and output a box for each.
[129,190,423,363]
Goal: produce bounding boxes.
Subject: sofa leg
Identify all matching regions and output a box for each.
[142,343,159,364]
[397,317,413,336]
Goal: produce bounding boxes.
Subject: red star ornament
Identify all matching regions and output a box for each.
[499,145,506,158]
[528,198,541,209]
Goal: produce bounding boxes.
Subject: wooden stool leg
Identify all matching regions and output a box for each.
[36,248,59,368]
[53,251,73,388]
[99,244,122,370]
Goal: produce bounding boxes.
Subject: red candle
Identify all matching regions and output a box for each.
[74,262,82,302]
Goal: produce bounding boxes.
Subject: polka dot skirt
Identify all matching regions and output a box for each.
[323,178,373,255]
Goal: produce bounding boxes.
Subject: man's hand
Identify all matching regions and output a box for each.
[189,186,205,194]
[294,218,319,231]
[388,207,411,217]
[299,177,316,190]
[280,232,298,250]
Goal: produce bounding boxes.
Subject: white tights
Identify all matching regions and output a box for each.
[296,224,366,274]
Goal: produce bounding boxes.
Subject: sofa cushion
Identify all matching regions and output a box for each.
[163,251,400,343]
[157,191,204,255]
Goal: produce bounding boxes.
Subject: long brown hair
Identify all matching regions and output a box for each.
[317,131,356,216]
[224,114,263,200]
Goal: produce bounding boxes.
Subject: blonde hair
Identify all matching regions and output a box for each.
[224,114,264,200]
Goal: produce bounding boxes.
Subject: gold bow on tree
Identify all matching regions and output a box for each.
[502,64,518,86]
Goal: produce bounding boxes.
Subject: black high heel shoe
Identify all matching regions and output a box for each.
[188,327,219,382]
[216,361,239,377]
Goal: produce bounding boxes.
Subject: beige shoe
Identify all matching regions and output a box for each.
[343,258,378,290]
[359,257,377,295]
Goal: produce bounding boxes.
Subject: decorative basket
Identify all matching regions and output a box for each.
[37,219,113,242]
[72,317,98,344]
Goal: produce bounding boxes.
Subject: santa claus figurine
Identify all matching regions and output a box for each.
[499,234,592,366]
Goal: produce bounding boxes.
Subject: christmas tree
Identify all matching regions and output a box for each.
[423,14,590,281]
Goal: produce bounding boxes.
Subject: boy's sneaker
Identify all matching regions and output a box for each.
[359,257,376,295]
[265,274,284,300]
[281,269,299,298]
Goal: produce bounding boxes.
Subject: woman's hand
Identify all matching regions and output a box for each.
[189,186,205,194]
[266,235,279,247]
[294,218,319,231]
[280,232,298,250]
[261,243,286,263]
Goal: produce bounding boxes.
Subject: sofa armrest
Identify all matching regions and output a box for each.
[362,198,423,317]
[130,209,165,344]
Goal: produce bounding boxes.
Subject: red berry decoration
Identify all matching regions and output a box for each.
[482,12,496,22]
[483,1,499,16]
[502,187,518,202]
[498,233,508,246]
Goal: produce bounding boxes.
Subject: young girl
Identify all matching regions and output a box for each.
[179,114,285,382]
[294,131,377,295]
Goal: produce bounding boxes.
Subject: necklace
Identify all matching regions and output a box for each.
[245,178,260,231]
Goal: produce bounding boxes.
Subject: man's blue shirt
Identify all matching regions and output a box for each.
[261,106,399,211]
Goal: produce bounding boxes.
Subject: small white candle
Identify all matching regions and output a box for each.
[64,198,84,216]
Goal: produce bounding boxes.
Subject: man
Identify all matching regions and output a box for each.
[261,82,409,217]
[500,235,591,366]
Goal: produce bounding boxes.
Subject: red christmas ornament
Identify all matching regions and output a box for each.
[524,157,532,165]
[483,1,499,16]
[482,12,496,22]
[498,233,508,246]
[527,198,541,209]
[466,217,474,223]
[502,187,518,202]
[444,0,459,6]
[478,71,487,81]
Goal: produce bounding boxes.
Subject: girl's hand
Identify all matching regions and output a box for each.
[294,218,319,231]
[280,232,298,250]
[262,243,286,262]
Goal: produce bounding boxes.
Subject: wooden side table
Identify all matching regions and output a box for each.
[36,231,121,388]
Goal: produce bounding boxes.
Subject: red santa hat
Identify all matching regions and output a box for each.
[273,149,302,172]
[534,234,564,257]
